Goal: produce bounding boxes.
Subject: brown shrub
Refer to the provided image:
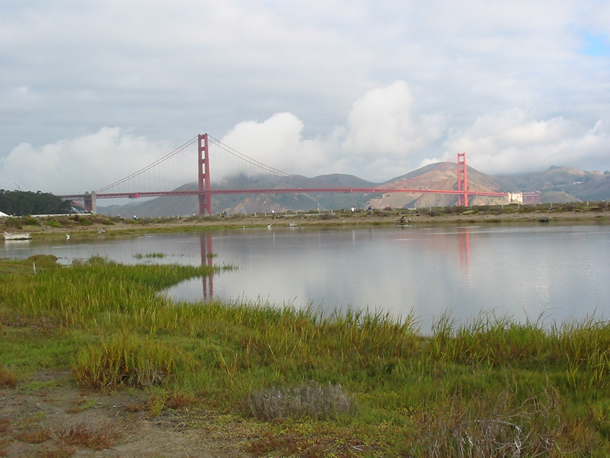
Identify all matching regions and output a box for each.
[0,367,17,388]
[51,421,121,450]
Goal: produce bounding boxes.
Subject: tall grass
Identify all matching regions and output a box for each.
[2,255,610,455]
[73,333,194,389]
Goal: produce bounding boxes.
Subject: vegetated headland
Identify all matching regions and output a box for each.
[1,203,610,456]
[1,200,609,238]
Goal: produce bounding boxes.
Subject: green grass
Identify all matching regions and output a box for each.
[134,252,166,259]
[2,255,610,455]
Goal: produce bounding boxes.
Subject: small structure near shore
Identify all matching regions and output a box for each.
[3,232,32,241]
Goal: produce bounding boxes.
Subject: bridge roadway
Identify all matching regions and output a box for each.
[62,187,509,200]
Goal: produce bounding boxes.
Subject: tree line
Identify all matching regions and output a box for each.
[0,190,72,216]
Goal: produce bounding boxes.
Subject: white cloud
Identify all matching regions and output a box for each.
[341,81,444,157]
[444,110,610,174]
[2,0,609,162]
[0,128,173,194]
[216,82,446,182]
[219,113,331,180]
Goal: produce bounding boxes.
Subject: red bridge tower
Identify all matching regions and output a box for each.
[198,134,211,215]
[457,152,468,207]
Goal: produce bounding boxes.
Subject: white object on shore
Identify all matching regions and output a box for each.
[3,232,32,241]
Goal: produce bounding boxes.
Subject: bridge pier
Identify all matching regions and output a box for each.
[83,191,97,214]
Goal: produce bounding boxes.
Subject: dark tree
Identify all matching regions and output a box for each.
[0,190,72,216]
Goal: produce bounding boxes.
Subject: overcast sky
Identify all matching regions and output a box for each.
[1,0,609,194]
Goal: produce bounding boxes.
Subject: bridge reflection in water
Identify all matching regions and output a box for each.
[199,232,214,299]
[195,226,472,304]
[459,227,470,271]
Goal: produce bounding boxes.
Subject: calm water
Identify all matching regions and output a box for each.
[3,224,610,332]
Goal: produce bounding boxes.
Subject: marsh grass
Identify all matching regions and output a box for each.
[73,333,194,389]
[133,252,166,259]
[2,256,610,454]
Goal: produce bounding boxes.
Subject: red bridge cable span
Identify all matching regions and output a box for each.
[462,156,505,192]
[95,136,198,194]
[208,135,340,189]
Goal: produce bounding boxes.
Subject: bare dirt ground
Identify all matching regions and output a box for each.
[1,371,255,457]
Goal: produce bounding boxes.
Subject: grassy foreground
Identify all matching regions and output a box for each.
[2,256,610,456]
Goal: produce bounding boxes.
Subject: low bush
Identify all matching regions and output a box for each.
[27,254,60,272]
[243,381,357,421]
[51,420,121,450]
[15,429,51,444]
[408,388,583,456]
[46,220,62,228]
[318,213,337,220]
[0,366,17,387]
[3,217,17,226]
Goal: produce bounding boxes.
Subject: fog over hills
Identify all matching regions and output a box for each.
[98,163,610,218]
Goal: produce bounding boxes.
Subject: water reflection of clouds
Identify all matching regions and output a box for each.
[4,225,610,334]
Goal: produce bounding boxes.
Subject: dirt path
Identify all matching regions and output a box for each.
[1,371,254,457]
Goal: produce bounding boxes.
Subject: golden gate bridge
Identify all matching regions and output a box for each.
[61,133,519,214]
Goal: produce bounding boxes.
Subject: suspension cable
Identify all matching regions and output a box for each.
[96,136,198,193]
[465,156,505,192]
[208,136,337,188]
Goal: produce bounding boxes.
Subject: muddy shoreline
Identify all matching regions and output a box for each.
[3,207,609,239]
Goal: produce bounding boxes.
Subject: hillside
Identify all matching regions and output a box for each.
[495,166,610,202]
[97,163,610,217]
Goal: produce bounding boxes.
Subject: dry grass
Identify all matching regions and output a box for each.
[243,381,357,421]
[165,391,199,410]
[35,448,75,458]
[15,428,51,444]
[407,387,594,457]
[51,420,121,450]
[0,367,17,388]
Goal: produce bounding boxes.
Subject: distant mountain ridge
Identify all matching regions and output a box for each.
[97,163,610,217]
[494,166,610,203]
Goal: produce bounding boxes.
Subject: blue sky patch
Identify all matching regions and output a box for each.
[581,32,610,57]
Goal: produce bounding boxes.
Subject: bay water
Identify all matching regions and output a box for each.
[3,223,609,332]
